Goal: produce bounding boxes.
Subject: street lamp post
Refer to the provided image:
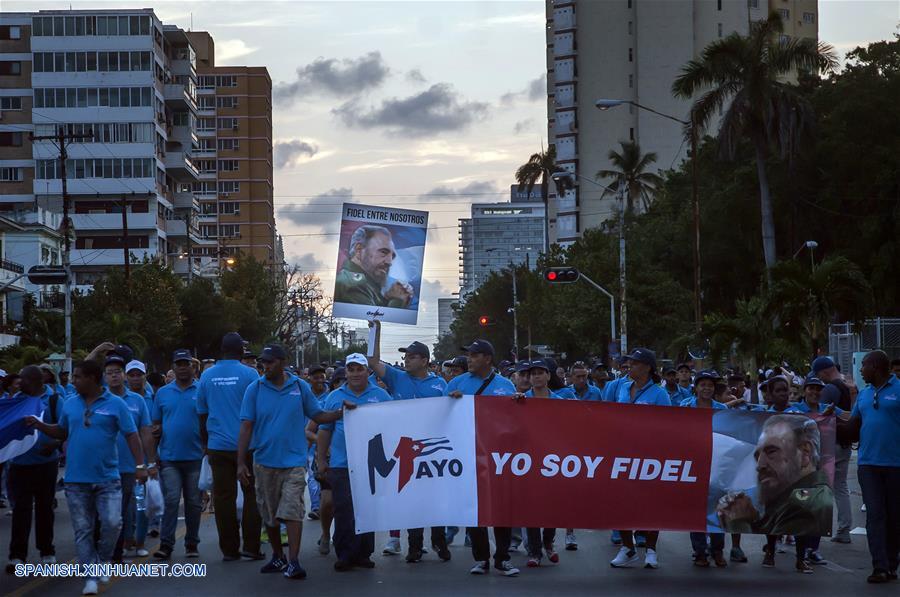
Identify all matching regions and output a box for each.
[595,99,702,335]
[551,171,628,355]
[793,240,818,272]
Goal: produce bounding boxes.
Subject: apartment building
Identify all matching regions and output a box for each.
[545,0,818,245]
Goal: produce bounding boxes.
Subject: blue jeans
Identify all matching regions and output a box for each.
[307,448,320,511]
[65,480,122,578]
[159,460,202,550]
[858,464,900,573]
[690,532,725,556]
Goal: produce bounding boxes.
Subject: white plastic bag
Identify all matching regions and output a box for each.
[199,455,213,491]
[236,482,244,521]
[145,478,164,520]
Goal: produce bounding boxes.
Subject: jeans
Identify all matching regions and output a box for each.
[328,467,374,564]
[7,461,58,561]
[858,464,900,573]
[65,480,122,579]
[135,509,160,546]
[207,450,262,557]
[690,532,725,556]
[112,473,135,560]
[468,527,511,566]
[159,460,202,550]
[833,445,853,536]
[307,448,320,511]
[525,528,557,558]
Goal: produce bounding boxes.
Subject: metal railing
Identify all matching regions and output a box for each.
[829,317,900,373]
[0,259,25,274]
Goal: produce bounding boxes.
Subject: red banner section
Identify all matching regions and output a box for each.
[475,397,713,531]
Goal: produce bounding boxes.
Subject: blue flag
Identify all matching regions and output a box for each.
[0,394,43,463]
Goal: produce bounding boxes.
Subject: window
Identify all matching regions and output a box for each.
[0,97,22,110]
[748,0,759,8]
[216,75,238,87]
[199,224,217,237]
[628,21,632,35]
[217,138,239,151]
[196,159,216,173]
[628,48,633,62]
[0,132,24,146]
[218,159,239,172]
[803,12,815,24]
[218,181,240,194]
[219,201,240,215]
[0,61,22,75]
[198,96,215,109]
[628,74,633,88]
[777,8,789,19]
[627,0,632,8]
[218,117,238,130]
[0,26,22,40]
[219,224,240,238]
[0,167,23,182]
[629,127,634,141]
[198,117,215,131]
[216,96,238,108]
[718,23,723,38]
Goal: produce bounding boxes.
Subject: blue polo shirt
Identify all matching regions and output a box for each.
[115,390,150,473]
[379,364,447,400]
[667,385,693,404]
[59,390,137,483]
[196,360,260,451]
[320,382,392,468]
[786,401,844,415]
[11,389,65,466]
[569,384,603,401]
[679,396,727,409]
[614,378,672,406]
[851,374,900,467]
[239,373,324,469]
[602,376,628,402]
[63,383,76,396]
[152,380,203,462]
[446,371,516,396]
[555,386,577,400]
[525,389,562,399]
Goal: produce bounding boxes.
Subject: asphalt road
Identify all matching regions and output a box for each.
[1,459,887,597]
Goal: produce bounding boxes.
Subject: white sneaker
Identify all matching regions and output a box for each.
[469,560,489,575]
[610,546,639,568]
[124,548,138,557]
[565,531,578,550]
[82,579,99,595]
[99,574,110,584]
[382,537,401,555]
[495,560,520,577]
[40,555,56,564]
[644,548,659,569]
[136,548,149,557]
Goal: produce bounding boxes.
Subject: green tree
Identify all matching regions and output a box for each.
[178,277,227,358]
[672,12,837,272]
[595,141,664,214]
[219,255,278,345]
[515,145,570,253]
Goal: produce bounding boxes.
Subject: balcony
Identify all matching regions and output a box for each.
[170,123,198,147]
[70,248,153,267]
[165,218,203,243]
[164,84,198,113]
[71,212,158,231]
[38,291,65,310]
[0,258,25,274]
[173,190,199,210]
[163,151,201,182]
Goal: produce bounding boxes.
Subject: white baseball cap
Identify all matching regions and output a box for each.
[344,353,368,368]
[125,360,146,374]
[0,368,6,377]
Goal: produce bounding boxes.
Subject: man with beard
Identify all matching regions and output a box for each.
[334,225,413,308]
[716,413,833,572]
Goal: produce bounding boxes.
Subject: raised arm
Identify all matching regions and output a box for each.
[366,320,387,380]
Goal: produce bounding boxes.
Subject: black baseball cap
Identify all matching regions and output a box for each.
[331,367,347,382]
[461,339,495,356]
[450,356,469,370]
[259,344,287,362]
[399,341,430,359]
[803,376,826,388]
[112,344,134,363]
[172,348,192,363]
[221,332,245,354]
[515,360,532,373]
[104,354,126,368]
[528,359,551,372]
[676,362,691,372]
[308,365,326,376]
[625,348,657,370]
[663,367,677,375]
[695,369,722,383]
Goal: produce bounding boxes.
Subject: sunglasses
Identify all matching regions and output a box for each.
[83,408,94,428]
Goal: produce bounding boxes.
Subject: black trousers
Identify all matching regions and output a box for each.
[328,468,374,564]
[525,528,557,557]
[8,461,58,561]
[208,449,262,557]
[858,464,900,573]
[408,527,448,552]
[467,526,511,565]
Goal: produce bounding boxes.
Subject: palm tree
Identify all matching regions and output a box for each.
[595,141,664,215]
[515,145,567,253]
[672,12,837,273]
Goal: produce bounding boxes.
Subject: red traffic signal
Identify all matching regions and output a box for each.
[478,315,490,327]
[543,266,579,284]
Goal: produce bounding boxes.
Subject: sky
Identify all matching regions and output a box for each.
[11,0,900,362]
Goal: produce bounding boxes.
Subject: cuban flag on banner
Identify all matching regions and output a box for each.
[0,394,44,463]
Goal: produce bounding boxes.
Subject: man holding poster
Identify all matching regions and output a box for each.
[333,204,428,325]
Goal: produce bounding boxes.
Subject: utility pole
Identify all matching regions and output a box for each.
[618,185,628,356]
[31,126,92,373]
[121,193,130,284]
[690,120,702,333]
[511,265,519,362]
[184,211,193,283]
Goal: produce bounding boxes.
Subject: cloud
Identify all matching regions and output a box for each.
[214,39,259,63]
[274,51,390,106]
[277,188,352,232]
[291,252,325,271]
[406,68,427,84]
[420,181,499,201]
[458,13,545,30]
[421,278,452,298]
[338,157,443,173]
[333,83,489,137]
[501,74,546,106]
[274,139,319,169]
[514,118,535,134]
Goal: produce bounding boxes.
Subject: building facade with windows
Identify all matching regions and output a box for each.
[544,0,818,245]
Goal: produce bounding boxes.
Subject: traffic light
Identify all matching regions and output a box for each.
[543,266,579,284]
[478,315,491,327]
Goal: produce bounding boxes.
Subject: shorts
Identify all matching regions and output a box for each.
[253,463,306,527]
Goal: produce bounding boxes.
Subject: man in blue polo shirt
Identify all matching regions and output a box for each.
[317,353,392,572]
[602,357,631,402]
[569,362,602,401]
[367,321,449,561]
[197,332,263,562]
[447,339,519,577]
[6,366,65,573]
[25,360,145,596]
[852,350,900,584]
[152,349,204,560]
[237,344,346,580]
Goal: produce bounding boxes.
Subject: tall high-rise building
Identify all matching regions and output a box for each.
[545,0,818,246]
[0,9,277,294]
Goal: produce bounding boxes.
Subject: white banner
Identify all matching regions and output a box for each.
[344,395,478,533]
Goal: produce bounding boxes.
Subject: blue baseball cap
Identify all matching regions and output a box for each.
[811,356,836,375]
[625,348,657,370]
[172,348,192,363]
[694,369,722,383]
[527,359,551,372]
[803,376,826,388]
[221,332,245,354]
[259,344,287,362]
[515,360,532,373]
[461,339,495,357]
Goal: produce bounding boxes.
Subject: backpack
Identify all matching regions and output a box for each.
[48,392,59,424]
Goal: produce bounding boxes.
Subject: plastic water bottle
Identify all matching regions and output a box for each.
[135,481,146,512]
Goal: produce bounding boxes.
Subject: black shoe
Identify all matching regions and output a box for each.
[437,546,451,561]
[241,551,266,560]
[260,556,287,574]
[153,546,172,560]
[334,559,353,572]
[353,557,376,569]
[148,529,160,538]
[868,570,890,583]
[185,545,199,558]
[308,509,320,521]
[283,560,307,579]
[222,554,241,562]
[406,549,423,563]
